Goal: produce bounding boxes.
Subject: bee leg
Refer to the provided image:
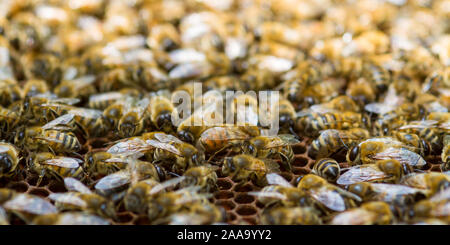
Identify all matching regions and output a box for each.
[207,146,230,163]
[288,127,302,141]
[36,169,46,187]
[278,152,292,171]
[75,121,89,139]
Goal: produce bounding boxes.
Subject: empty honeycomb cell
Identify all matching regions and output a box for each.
[117,212,135,223]
[292,144,306,154]
[216,200,236,211]
[255,201,265,209]
[234,193,255,204]
[217,178,233,190]
[7,182,29,193]
[26,175,50,187]
[235,205,257,216]
[292,167,310,175]
[243,217,257,225]
[227,212,237,222]
[232,184,254,192]
[214,190,234,199]
[292,156,308,167]
[134,216,151,225]
[27,188,50,198]
[430,165,442,172]
[47,181,66,193]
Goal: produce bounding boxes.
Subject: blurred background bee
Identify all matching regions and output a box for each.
[311,158,341,183]
[260,206,322,225]
[149,90,176,133]
[32,212,110,225]
[330,201,394,225]
[0,142,20,178]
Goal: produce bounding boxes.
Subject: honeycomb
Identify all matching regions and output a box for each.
[3,134,440,225]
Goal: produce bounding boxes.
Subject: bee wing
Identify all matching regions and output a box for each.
[149,176,187,195]
[89,92,123,102]
[266,173,293,187]
[399,120,439,130]
[308,105,340,114]
[48,193,88,208]
[107,138,150,154]
[430,202,450,217]
[331,209,376,225]
[364,103,396,115]
[248,191,287,200]
[42,114,75,130]
[145,139,182,156]
[440,122,450,130]
[337,165,391,185]
[372,148,426,168]
[68,107,103,119]
[370,183,428,202]
[52,97,81,105]
[44,157,81,169]
[263,134,301,148]
[95,170,131,192]
[308,187,347,212]
[4,194,57,215]
[154,133,183,144]
[64,177,93,194]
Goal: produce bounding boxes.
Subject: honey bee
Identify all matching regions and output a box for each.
[330,201,394,225]
[88,91,127,110]
[176,102,224,143]
[309,96,361,113]
[246,134,300,171]
[260,207,322,225]
[296,111,370,138]
[124,178,161,214]
[392,132,433,157]
[347,182,428,205]
[149,91,176,133]
[49,191,116,219]
[27,152,85,186]
[149,133,205,173]
[147,186,213,221]
[240,69,276,91]
[153,203,225,225]
[308,128,370,159]
[32,212,111,225]
[20,53,63,87]
[0,79,22,107]
[362,62,391,94]
[346,78,377,106]
[84,151,128,177]
[61,107,108,137]
[54,75,97,100]
[250,173,318,209]
[277,99,298,135]
[401,172,450,195]
[0,188,16,204]
[21,93,80,123]
[146,23,180,51]
[346,137,427,168]
[411,199,450,223]
[297,174,361,212]
[94,170,132,198]
[118,97,151,138]
[337,159,410,186]
[0,105,22,134]
[398,120,444,153]
[0,142,19,178]
[312,158,341,183]
[196,125,259,156]
[2,193,57,224]
[441,135,449,171]
[422,68,449,96]
[22,79,49,98]
[181,165,218,193]
[222,154,280,186]
[15,126,82,154]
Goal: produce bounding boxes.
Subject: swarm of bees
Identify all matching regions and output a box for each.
[0,0,449,225]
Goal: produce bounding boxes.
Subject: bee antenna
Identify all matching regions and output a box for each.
[168,172,181,177]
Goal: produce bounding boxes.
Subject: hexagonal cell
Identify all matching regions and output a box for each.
[430,165,442,172]
[227,212,237,222]
[134,216,151,225]
[7,182,29,193]
[117,212,135,223]
[214,190,234,199]
[235,205,257,216]
[292,156,308,167]
[243,217,257,225]
[233,183,254,192]
[47,181,67,193]
[217,178,233,190]
[292,144,306,154]
[234,193,255,204]
[28,188,50,198]
[292,167,310,175]
[215,200,236,211]
[25,174,50,187]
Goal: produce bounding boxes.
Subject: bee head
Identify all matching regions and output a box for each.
[346,145,360,164]
[177,130,194,144]
[156,112,173,130]
[412,200,432,218]
[0,153,13,174]
[348,182,373,200]
[297,174,325,189]
[119,114,138,138]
